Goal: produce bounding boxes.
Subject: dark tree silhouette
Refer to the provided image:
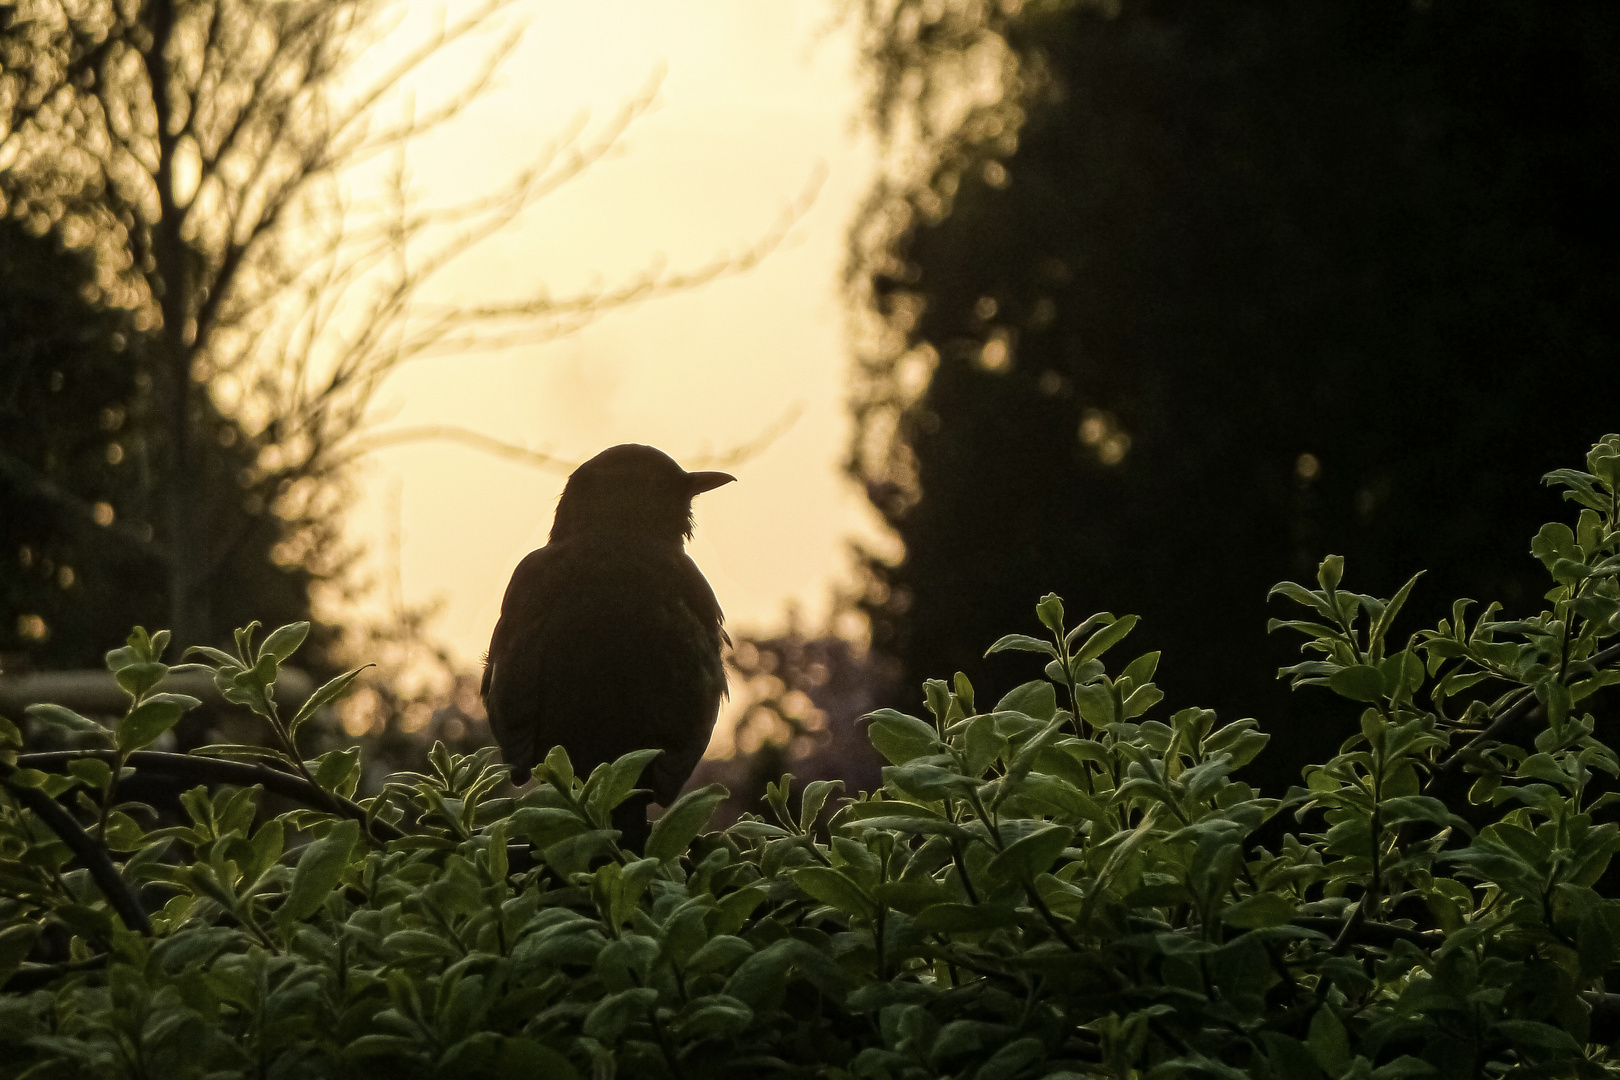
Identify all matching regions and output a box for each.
[848,0,1620,787]
[0,0,809,655]
[0,219,315,670]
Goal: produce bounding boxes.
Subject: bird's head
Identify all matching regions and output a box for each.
[550,444,735,544]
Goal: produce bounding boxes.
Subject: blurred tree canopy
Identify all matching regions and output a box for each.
[0,0,802,672]
[0,219,315,670]
[0,0,416,654]
[848,0,1620,786]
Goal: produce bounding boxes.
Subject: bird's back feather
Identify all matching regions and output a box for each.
[483,537,727,803]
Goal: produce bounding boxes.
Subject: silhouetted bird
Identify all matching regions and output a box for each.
[481,444,734,851]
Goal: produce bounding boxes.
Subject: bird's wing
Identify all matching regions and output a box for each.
[637,552,730,803]
[484,543,730,801]
[482,545,563,780]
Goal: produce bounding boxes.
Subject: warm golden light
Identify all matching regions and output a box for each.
[343,1,885,663]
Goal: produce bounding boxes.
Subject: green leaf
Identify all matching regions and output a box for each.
[384,928,460,959]
[984,634,1058,658]
[1378,649,1424,700]
[1328,665,1384,703]
[712,885,768,936]
[1531,522,1578,571]
[0,922,40,986]
[850,814,968,840]
[994,681,1058,721]
[1269,581,1335,620]
[314,747,361,799]
[278,818,359,925]
[883,762,977,802]
[1120,651,1160,687]
[646,782,727,862]
[117,698,184,751]
[1308,1008,1351,1077]
[496,1038,582,1080]
[987,824,1074,883]
[723,937,850,1007]
[864,709,943,765]
[1121,683,1163,720]
[233,621,261,661]
[1036,593,1066,635]
[25,703,111,740]
[259,621,310,663]
[799,778,843,833]
[1074,614,1139,663]
[543,744,576,790]
[543,829,620,877]
[582,986,656,1041]
[1071,681,1115,727]
[674,994,754,1042]
[686,935,754,973]
[245,818,285,883]
[977,1037,1046,1080]
[66,757,113,790]
[794,866,873,916]
[1015,773,1108,823]
[289,666,368,734]
[1221,893,1296,929]
[112,661,168,700]
[952,671,976,712]
[1317,555,1345,592]
[1370,571,1423,649]
[1379,796,1451,827]
[961,715,1008,777]
[584,748,662,822]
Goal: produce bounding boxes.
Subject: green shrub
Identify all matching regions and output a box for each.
[3,436,1620,1079]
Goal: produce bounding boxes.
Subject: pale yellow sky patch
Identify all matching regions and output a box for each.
[343,1,886,663]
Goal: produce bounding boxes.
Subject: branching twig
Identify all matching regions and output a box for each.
[16,751,405,843]
[1427,640,1620,787]
[350,404,805,474]
[0,766,152,935]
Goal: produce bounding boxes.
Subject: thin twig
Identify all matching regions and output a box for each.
[1427,640,1620,787]
[3,955,110,992]
[351,404,805,474]
[17,750,406,843]
[1292,915,1442,950]
[0,767,152,935]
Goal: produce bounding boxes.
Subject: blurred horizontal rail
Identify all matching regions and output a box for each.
[0,668,315,717]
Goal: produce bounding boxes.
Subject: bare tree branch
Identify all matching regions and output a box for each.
[1,0,813,648]
[349,404,804,475]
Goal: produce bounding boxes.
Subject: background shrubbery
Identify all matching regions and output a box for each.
[2,436,1619,1079]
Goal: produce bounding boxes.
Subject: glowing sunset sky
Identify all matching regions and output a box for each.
[346,1,887,661]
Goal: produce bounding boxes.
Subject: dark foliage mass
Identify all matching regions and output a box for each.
[0,438,1617,1078]
[848,0,1620,792]
[0,221,314,671]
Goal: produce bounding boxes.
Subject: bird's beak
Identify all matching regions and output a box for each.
[686,470,736,495]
